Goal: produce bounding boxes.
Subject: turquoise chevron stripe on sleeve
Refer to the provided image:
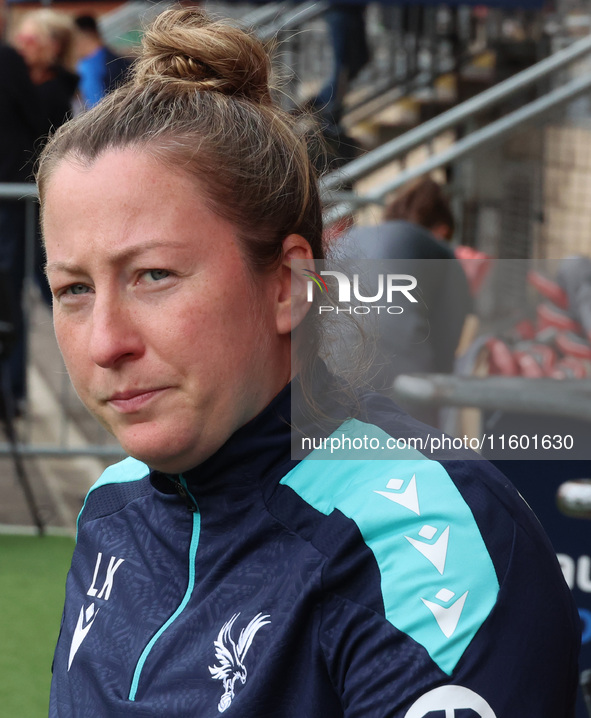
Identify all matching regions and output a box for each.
[281,418,499,676]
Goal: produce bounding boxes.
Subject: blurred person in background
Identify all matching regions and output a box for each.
[0,4,44,414]
[13,8,79,132]
[74,14,131,108]
[311,1,369,127]
[381,175,456,243]
[333,176,472,426]
[306,2,368,172]
[12,8,78,308]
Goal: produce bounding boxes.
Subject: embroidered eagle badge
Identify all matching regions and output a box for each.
[208,612,271,712]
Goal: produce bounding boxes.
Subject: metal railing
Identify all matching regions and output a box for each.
[100,0,173,51]
[256,0,329,41]
[321,30,591,222]
[323,70,591,224]
[393,374,591,422]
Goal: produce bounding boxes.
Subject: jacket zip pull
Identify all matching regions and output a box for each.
[174,476,197,512]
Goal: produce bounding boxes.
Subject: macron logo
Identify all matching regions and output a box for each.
[374,475,420,515]
[421,588,469,639]
[68,552,125,671]
[375,474,470,641]
[68,604,100,670]
[405,525,450,575]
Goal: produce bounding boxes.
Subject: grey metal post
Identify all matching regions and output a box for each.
[23,198,37,416]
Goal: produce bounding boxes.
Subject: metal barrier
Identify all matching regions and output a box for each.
[322,29,591,220]
[99,0,173,51]
[323,30,591,189]
[324,70,591,220]
[393,374,591,422]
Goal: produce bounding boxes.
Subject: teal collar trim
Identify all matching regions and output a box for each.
[76,457,150,539]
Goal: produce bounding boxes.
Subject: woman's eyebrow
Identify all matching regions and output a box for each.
[45,240,191,275]
[45,260,87,276]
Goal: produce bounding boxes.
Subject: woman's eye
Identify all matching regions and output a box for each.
[66,284,90,295]
[145,269,170,281]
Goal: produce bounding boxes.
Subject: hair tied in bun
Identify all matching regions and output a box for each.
[133,7,272,105]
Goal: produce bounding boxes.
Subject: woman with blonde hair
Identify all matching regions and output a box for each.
[40,7,579,717]
[13,8,78,130]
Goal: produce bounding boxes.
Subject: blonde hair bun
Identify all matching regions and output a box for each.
[133,7,272,105]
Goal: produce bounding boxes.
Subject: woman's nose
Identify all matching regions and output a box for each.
[89,297,144,369]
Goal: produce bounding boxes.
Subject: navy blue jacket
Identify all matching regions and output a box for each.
[50,379,580,717]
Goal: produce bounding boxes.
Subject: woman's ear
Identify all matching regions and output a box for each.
[275,234,315,335]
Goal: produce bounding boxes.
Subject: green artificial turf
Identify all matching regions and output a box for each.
[0,534,74,717]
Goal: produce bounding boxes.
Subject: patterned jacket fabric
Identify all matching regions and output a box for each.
[50,373,580,717]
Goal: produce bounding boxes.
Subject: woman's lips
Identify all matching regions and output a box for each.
[107,388,169,413]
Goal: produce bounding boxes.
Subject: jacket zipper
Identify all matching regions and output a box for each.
[128,474,200,701]
[174,475,198,512]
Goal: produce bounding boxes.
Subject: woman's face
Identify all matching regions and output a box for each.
[14,19,56,70]
[43,149,301,473]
